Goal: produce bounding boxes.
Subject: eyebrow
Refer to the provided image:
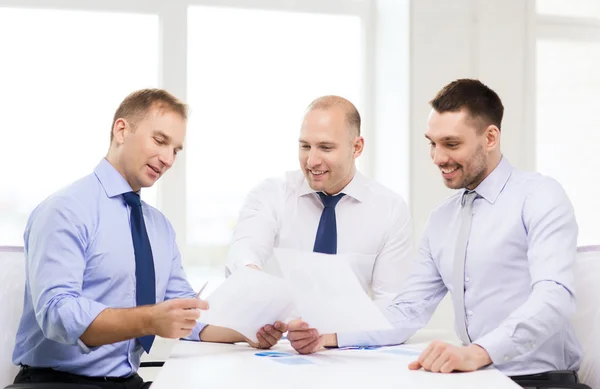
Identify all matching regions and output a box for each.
[154,130,183,151]
[424,135,461,142]
[299,140,337,146]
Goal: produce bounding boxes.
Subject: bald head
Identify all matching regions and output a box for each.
[305,95,361,136]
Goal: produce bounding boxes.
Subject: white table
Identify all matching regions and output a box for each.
[151,329,521,388]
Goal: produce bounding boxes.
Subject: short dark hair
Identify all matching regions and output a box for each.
[430,79,504,131]
[306,95,361,136]
[110,88,188,142]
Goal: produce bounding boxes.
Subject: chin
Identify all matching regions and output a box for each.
[307,180,325,191]
[443,180,462,190]
[309,183,324,191]
[139,178,157,189]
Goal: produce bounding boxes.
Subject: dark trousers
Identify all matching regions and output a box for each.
[14,366,152,389]
[510,370,581,388]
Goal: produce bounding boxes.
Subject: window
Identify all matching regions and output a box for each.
[186,6,362,251]
[0,8,159,245]
[536,4,600,245]
[536,0,600,20]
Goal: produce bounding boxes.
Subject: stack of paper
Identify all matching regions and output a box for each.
[274,248,393,334]
[197,248,393,341]
[198,266,296,343]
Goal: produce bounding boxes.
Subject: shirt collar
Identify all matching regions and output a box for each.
[472,156,513,204]
[298,170,367,203]
[94,158,134,199]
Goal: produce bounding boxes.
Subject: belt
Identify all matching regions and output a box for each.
[510,370,580,387]
[19,365,138,383]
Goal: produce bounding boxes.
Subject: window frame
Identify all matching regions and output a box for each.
[0,0,375,266]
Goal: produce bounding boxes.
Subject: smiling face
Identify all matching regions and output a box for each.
[425,108,500,190]
[298,106,364,195]
[109,107,186,191]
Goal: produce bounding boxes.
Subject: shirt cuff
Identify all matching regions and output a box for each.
[336,329,410,348]
[185,322,207,342]
[225,260,261,276]
[55,297,108,353]
[473,328,520,365]
[336,332,362,348]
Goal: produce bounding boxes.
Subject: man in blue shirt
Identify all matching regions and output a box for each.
[287,79,583,383]
[12,89,286,388]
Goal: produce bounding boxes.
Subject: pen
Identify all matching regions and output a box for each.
[195,281,209,299]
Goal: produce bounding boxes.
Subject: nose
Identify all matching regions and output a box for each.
[431,147,449,166]
[306,149,321,168]
[158,149,175,169]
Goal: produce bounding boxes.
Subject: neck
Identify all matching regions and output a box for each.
[324,165,356,195]
[105,149,139,192]
[466,152,502,190]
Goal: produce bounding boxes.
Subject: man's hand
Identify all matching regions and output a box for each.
[245,321,288,349]
[246,264,260,271]
[287,319,338,354]
[149,298,209,339]
[408,341,492,373]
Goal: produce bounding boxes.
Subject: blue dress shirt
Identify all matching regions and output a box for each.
[338,157,583,376]
[13,159,206,377]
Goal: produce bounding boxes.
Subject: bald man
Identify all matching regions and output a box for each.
[225,95,413,353]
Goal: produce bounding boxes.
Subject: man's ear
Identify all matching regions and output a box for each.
[484,124,500,150]
[353,136,365,158]
[112,118,129,145]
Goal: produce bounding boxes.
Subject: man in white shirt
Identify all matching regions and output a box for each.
[226,95,413,346]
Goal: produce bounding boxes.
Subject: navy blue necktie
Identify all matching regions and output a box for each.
[123,192,156,353]
[313,192,345,254]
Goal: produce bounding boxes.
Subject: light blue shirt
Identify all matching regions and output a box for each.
[13,159,206,377]
[338,157,583,376]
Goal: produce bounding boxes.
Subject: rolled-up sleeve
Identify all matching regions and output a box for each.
[27,195,108,352]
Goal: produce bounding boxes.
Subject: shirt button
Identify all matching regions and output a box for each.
[467,310,473,316]
[504,356,510,361]
[465,276,470,282]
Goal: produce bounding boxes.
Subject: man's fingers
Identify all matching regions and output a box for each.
[408,360,422,370]
[181,319,197,330]
[287,329,315,342]
[440,359,455,374]
[297,337,321,354]
[419,341,444,370]
[196,299,209,310]
[182,308,201,320]
[264,325,284,339]
[255,332,270,349]
[430,352,449,373]
[417,342,435,366]
[291,333,319,352]
[258,328,279,346]
[174,298,209,310]
[287,319,309,331]
[177,328,194,338]
[422,350,443,371]
[274,321,288,332]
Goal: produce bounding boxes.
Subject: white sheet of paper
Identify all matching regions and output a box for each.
[197,267,295,343]
[273,248,393,334]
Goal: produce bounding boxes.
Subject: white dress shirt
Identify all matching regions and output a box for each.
[337,157,583,376]
[226,169,413,304]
